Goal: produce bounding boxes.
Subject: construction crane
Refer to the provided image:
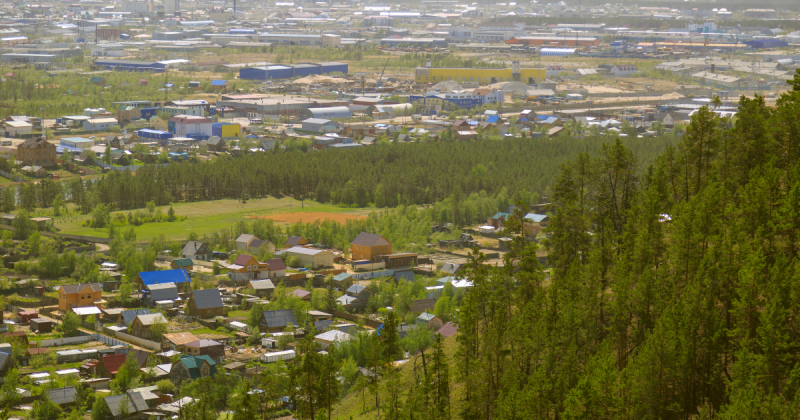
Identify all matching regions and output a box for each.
[377,58,390,88]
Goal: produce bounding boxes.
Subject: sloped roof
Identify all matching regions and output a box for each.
[139,269,191,285]
[105,391,149,416]
[333,273,352,282]
[264,258,286,271]
[418,312,436,322]
[172,258,193,267]
[346,284,367,294]
[234,254,256,266]
[351,232,390,247]
[336,295,357,305]
[314,319,333,331]
[121,309,151,326]
[285,236,308,247]
[236,234,255,243]
[147,282,178,301]
[191,289,223,310]
[315,329,351,343]
[178,355,217,379]
[249,279,275,290]
[182,241,209,256]
[441,262,462,275]
[261,309,298,329]
[393,269,415,282]
[45,386,77,405]
[436,322,458,337]
[100,353,126,375]
[292,289,311,299]
[136,313,168,326]
[60,283,102,294]
[163,332,199,346]
[185,339,223,349]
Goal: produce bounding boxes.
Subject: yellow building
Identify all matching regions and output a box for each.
[415,67,547,85]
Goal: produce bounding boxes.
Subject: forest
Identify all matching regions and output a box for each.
[437,72,800,419]
[10,134,677,215]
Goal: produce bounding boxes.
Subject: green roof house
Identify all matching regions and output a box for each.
[169,355,217,386]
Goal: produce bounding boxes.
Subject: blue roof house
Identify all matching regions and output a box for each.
[138,269,191,292]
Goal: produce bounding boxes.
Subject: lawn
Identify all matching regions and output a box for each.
[0,176,13,184]
[53,196,374,241]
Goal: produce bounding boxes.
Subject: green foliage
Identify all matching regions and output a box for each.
[58,311,81,337]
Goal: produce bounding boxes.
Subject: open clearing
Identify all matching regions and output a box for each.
[249,211,367,224]
[52,197,373,241]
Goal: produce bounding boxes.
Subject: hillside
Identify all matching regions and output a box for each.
[333,334,462,420]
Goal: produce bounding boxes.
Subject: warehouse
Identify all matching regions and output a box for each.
[540,48,576,57]
[215,97,349,118]
[415,66,547,85]
[93,59,167,72]
[138,129,172,142]
[320,62,348,75]
[239,65,294,80]
[257,33,321,45]
[212,122,241,138]
[60,137,96,149]
[83,118,119,131]
[506,36,599,47]
[293,63,321,77]
[302,118,340,133]
[169,115,212,139]
[282,247,334,269]
[301,106,352,120]
[0,53,55,63]
[745,39,789,49]
[380,37,448,47]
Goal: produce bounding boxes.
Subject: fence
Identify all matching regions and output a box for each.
[97,162,170,172]
[0,169,22,182]
[91,333,129,348]
[331,309,383,329]
[114,332,162,351]
[39,336,91,347]
[351,269,397,280]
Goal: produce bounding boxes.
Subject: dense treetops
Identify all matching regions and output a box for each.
[452,71,800,419]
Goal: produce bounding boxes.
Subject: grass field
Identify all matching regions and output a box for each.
[53,197,373,241]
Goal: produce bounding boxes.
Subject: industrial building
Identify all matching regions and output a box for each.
[379,37,448,47]
[301,106,352,120]
[506,36,600,47]
[215,97,349,119]
[415,64,547,85]
[238,62,348,80]
[93,59,167,72]
[411,88,504,109]
[0,53,55,64]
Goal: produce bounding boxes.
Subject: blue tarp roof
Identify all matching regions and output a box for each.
[210,80,228,85]
[138,269,191,285]
[486,116,500,123]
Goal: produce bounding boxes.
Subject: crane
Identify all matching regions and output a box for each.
[377,58,390,88]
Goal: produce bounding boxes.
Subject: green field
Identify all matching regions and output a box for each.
[53,196,372,241]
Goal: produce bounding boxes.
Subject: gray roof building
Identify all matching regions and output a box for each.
[46,386,78,406]
[147,283,179,301]
[260,309,298,330]
[121,309,151,326]
[105,391,149,417]
[190,289,224,310]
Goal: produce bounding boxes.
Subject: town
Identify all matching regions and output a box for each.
[0,0,798,418]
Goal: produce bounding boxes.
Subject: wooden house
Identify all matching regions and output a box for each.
[186,289,225,318]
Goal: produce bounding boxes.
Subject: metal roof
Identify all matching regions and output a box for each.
[139,269,191,285]
[45,386,77,405]
[351,232,390,246]
[121,309,151,326]
[148,283,178,301]
[261,309,298,329]
[346,284,367,294]
[191,289,223,310]
[249,279,275,290]
[285,246,328,256]
[136,313,167,326]
[105,391,149,417]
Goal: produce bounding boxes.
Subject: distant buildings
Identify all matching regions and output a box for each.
[415,65,547,85]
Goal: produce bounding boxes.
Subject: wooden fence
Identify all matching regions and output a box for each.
[331,309,382,329]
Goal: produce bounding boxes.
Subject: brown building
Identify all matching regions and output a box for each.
[184,339,225,363]
[129,313,168,340]
[16,137,56,167]
[162,332,200,352]
[58,283,103,311]
[350,232,392,262]
[186,289,225,318]
[284,236,309,248]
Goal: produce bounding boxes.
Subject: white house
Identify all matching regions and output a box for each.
[607,64,639,76]
[82,118,119,131]
[169,115,212,138]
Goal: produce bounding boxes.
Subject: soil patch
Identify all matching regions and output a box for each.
[250,211,367,224]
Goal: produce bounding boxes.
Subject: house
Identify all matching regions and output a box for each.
[90,76,106,86]
[599,64,638,76]
[248,279,275,298]
[130,313,168,339]
[487,212,511,229]
[104,391,150,420]
[284,236,309,248]
[183,339,225,363]
[30,318,53,332]
[455,130,478,141]
[4,120,33,137]
[662,111,690,128]
[119,309,151,327]
[235,234,276,255]
[16,137,57,167]
[283,247,334,269]
[436,322,458,337]
[205,136,227,152]
[262,258,287,280]
[350,232,392,262]
[138,269,192,293]
[96,353,127,378]
[210,80,231,92]
[170,258,194,270]
[162,332,200,352]
[380,252,418,268]
[314,330,352,350]
[180,241,213,261]
[342,284,373,309]
[292,289,312,301]
[170,355,217,386]
[523,213,549,237]
[116,105,141,122]
[83,118,119,132]
[301,118,340,133]
[441,262,463,276]
[331,273,354,290]
[58,283,103,311]
[186,289,225,318]
[45,386,78,408]
[259,309,298,333]
[21,165,46,178]
[144,283,179,307]
[229,254,263,282]
[417,312,444,330]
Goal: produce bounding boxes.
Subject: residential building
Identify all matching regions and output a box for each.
[417,312,444,330]
[350,232,392,262]
[58,283,103,311]
[284,236,309,248]
[184,339,225,363]
[170,258,193,271]
[259,309,298,333]
[314,330,351,350]
[248,279,276,298]
[119,309,151,327]
[523,213,549,237]
[96,353,127,379]
[331,273,354,290]
[187,289,225,317]
[235,234,275,254]
[138,269,192,293]
[130,313,168,339]
[82,118,119,132]
[170,355,217,386]
[180,241,213,261]
[342,284,373,309]
[104,391,150,419]
[45,387,78,408]
[16,137,56,167]
[144,283,179,307]
[162,332,200,352]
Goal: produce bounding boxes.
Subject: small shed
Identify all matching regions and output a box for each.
[30,318,53,333]
[19,310,38,323]
[260,350,296,363]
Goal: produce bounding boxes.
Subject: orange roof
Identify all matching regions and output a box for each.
[100,354,126,375]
